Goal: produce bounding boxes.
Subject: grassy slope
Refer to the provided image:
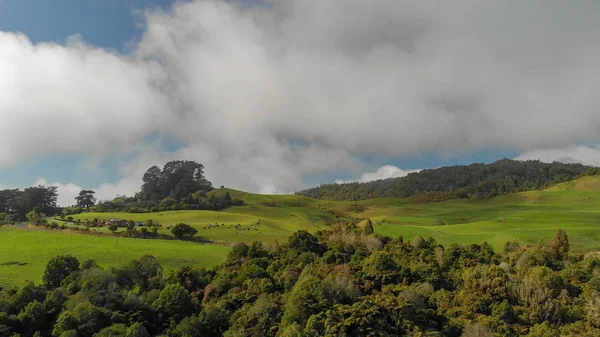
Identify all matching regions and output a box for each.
[363,176,600,252]
[0,226,229,288]
[3,177,600,287]
[72,189,339,243]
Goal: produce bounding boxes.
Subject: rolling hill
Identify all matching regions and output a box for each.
[298,159,595,201]
[2,173,600,287]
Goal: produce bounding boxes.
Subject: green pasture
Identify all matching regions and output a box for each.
[3,176,600,287]
[67,191,339,243]
[0,226,229,288]
[369,178,600,252]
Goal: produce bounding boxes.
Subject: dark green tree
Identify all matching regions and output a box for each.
[43,254,80,289]
[75,190,96,211]
[550,228,569,259]
[152,284,197,322]
[171,223,198,239]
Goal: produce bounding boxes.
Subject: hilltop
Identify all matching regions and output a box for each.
[298,159,595,201]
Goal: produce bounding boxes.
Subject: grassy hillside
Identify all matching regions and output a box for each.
[3,175,600,287]
[59,178,600,253]
[0,226,229,288]
[353,177,600,252]
[64,189,340,243]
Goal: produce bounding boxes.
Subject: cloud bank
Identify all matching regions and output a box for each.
[2,0,600,202]
[516,145,600,167]
[335,166,421,184]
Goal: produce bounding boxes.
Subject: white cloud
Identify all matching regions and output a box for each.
[516,145,600,167]
[335,165,421,184]
[34,178,82,207]
[3,0,600,198]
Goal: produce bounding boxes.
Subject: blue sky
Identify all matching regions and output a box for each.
[1,0,599,205]
[0,0,178,50]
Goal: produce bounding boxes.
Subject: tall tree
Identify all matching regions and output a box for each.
[75,190,96,211]
[12,185,59,217]
[140,165,163,200]
[550,228,570,259]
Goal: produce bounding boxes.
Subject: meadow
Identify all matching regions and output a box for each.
[2,176,600,287]
[362,176,600,252]
[66,189,340,243]
[0,226,229,288]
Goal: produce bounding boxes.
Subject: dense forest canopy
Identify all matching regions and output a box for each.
[1,227,599,336]
[298,159,596,201]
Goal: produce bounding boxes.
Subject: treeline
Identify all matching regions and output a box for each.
[0,186,59,222]
[2,226,600,336]
[89,191,242,214]
[298,159,595,201]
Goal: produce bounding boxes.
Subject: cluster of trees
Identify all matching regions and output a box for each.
[138,161,213,202]
[0,186,59,222]
[298,159,595,201]
[89,191,242,214]
[70,161,242,214]
[2,226,600,336]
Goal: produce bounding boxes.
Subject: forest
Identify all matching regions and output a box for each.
[1,224,599,337]
[298,159,596,201]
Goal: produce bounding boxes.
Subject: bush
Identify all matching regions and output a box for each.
[171,223,198,239]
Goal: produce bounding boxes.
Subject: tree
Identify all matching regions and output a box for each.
[21,185,59,216]
[140,165,163,201]
[152,284,197,322]
[75,190,96,211]
[26,208,43,226]
[171,223,198,239]
[43,254,80,289]
[125,322,150,337]
[288,230,323,253]
[363,219,374,235]
[140,160,213,202]
[550,228,569,259]
[127,220,136,231]
[224,192,232,201]
[159,197,177,209]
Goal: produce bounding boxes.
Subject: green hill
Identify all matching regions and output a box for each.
[298,159,594,200]
[3,174,600,287]
[70,188,341,244]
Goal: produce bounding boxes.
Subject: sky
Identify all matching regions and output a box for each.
[1,0,600,206]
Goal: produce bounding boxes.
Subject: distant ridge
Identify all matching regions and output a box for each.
[297,159,597,201]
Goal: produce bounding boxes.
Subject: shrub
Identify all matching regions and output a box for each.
[171,223,198,239]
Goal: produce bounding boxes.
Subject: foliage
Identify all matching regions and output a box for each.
[75,190,96,211]
[298,159,593,201]
[42,254,80,289]
[140,160,213,201]
[1,227,600,336]
[171,223,198,239]
[0,185,59,220]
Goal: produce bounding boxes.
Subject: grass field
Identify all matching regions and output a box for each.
[0,226,229,288]
[362,176,600,252]
[2,176,600,287]
[66,190,340,243]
